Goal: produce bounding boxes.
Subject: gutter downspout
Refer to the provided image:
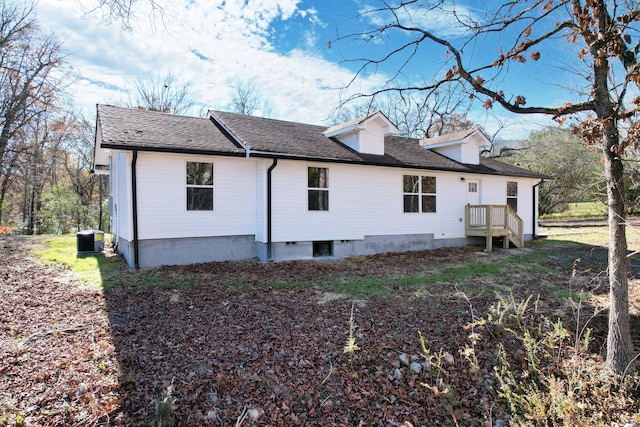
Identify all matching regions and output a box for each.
[267,158,278,261]
[131,150,140,268]
[533,179,544,239]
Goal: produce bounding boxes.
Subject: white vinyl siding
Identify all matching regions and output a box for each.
[270,161,470,242]
[110,151,133,241]
[134,152,256,239]
[477,175,536,235]
[112,152,539,246]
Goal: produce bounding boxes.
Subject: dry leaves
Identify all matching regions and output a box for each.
[0,236,635,426]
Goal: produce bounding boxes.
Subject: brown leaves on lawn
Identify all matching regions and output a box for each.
[1,236,638,426]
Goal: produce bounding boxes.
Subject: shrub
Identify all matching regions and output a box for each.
[466,293,640,426]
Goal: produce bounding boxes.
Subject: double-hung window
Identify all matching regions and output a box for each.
[186,161,214,211]
[507,181,518,211]
[403,175,436,213]
[308,167,329,211]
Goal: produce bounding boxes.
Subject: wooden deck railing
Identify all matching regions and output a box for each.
[465,205,524,251]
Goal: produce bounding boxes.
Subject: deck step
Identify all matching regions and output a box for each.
[465,205,524,252]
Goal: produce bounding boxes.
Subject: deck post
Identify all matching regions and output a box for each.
[486,206,493,252]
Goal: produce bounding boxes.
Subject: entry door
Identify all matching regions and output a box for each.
[466,179,480,205]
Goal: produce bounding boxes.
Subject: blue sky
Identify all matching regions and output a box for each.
[35,0,580,139]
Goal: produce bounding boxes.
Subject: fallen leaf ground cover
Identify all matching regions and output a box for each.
[1,234,639,426]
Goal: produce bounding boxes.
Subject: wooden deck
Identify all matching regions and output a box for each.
[465,205,524,252]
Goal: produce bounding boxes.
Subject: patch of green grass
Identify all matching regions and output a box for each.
[327,275,392,297]
[554,288,588,302]
[540,201,607,220]
[499,256,556,273]
[28,231,607,301]
[426,262,501,283]
[34,235,201,290]
[34,235,117,289]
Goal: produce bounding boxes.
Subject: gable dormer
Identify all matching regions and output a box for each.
[420,127,491,165]
[323,112,398,155]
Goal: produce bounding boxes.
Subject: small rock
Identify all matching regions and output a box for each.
[320,399,334,408]
[394,368,403,380]
[204,409,219,421]
[421,360,431,373]
[247,407,264,421]
[75,383,88,397]
[443,351,455,365]
[484,377,493,388]
[399,353,410,366]
[409,362,422,374]
[494,420,505,427]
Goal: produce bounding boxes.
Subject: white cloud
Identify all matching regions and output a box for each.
[36,0,385,125]
[358,1,480,38]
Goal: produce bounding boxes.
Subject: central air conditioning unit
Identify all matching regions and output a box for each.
[76,230,105,255]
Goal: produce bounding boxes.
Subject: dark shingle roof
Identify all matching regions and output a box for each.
[96,105,244,156]
[96,105,548,179]
[210,111,364,161]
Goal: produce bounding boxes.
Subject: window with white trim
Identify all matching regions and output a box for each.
[186,161,214,211]
[403,175,436,213]
[308,167,329,211]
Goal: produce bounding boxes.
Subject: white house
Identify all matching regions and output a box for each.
[93,105,548,268]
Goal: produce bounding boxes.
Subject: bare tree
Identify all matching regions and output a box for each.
[91,0,162,30]
[59,113,107,230]
[228,79,274,117]
[0,2,64,169]
[13,114,66,234]
[343,0,639,375]
[0,1,65,224]
[0,1,35,48]
[128,71,195,115]
[333,91,473,138]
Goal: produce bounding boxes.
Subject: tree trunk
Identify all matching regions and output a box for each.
[603,125,635,375]
[27,185,35,235]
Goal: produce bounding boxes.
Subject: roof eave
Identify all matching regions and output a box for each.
[99,143,247,158]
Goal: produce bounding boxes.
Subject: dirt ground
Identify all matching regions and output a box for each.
[0,235,637,426]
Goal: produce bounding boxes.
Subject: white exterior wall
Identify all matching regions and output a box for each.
[269,161,482,243]
[469,174,539,235]
[338,133,359,153]
[108,150,541,266]
[134,152,257,239]
[110,151,132,241]
[359,121,385,155]
[433,145,462,163]
[462,143,480,164]
[432,143,481,164]
[255,159,271,242]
